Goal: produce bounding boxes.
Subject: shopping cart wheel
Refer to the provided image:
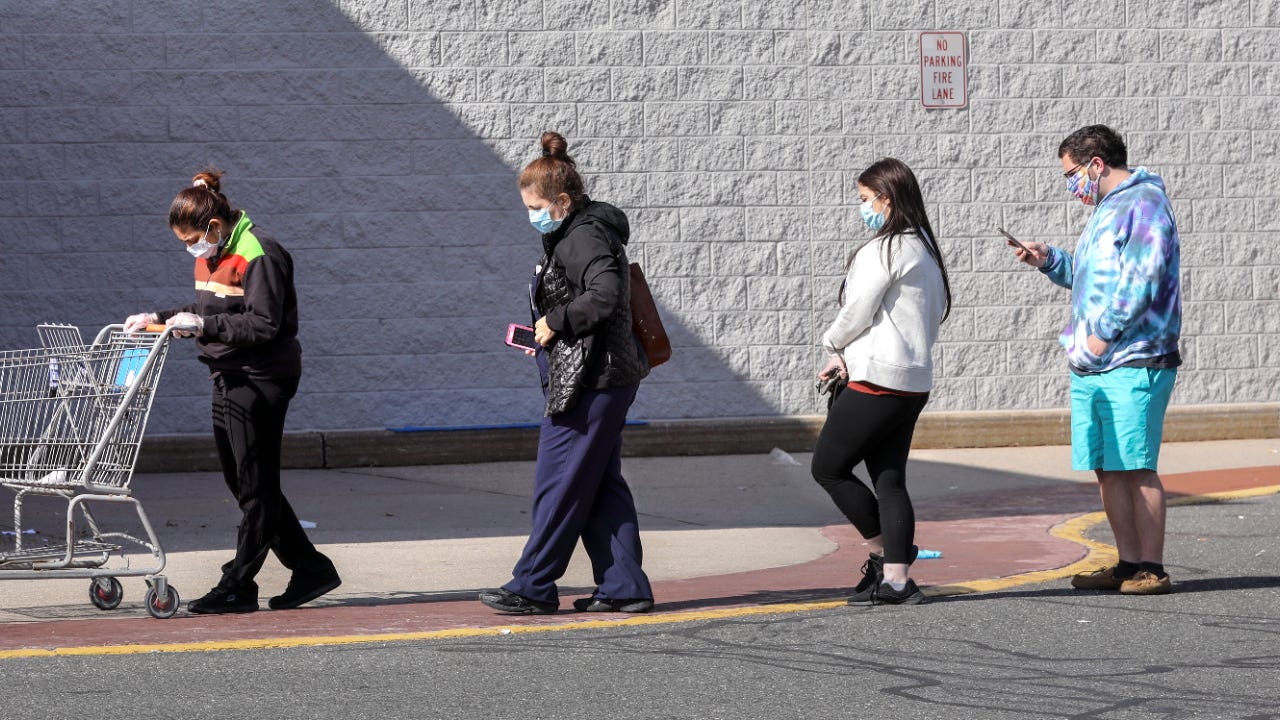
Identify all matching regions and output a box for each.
[89,577,123,610]
[145,584,180,619]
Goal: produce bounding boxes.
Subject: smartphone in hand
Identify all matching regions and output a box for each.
[816,375,844,396]
[997,227,1030,253]
[505,323,539,351]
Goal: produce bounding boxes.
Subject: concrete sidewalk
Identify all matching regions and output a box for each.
[0,438,1276,652]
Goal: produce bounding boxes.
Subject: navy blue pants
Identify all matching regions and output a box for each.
[503,384,652,607]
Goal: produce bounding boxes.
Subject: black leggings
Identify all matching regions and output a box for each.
[810,387,929,565]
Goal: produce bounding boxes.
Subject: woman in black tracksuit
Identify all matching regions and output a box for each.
[125,170,339,615]
[479,132,654,615]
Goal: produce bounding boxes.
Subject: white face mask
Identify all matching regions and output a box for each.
[186,223,221,259]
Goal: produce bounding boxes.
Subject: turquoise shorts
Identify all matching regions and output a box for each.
[1070,367,1177,472]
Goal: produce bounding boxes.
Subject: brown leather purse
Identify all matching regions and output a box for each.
[628,263,671,368]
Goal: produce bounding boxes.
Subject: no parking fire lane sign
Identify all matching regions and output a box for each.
[920,31,968,109]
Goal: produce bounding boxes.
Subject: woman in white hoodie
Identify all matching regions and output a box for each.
[810,157,951,606]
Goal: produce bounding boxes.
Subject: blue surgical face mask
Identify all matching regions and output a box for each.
[859,195,886,232]
[186,223,221,259]
[528,206,563,234]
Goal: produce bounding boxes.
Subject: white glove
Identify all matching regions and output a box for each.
[124,312,158,333]
[166,312,204,338]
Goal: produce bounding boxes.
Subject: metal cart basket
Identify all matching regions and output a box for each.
[0,324,179,618]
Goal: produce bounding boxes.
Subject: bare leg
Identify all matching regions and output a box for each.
[1129,469,1167,564]
[1096,470,1141,563]
[1097,469,1166,564]
[865,534,884,555]
[883,562,908,585]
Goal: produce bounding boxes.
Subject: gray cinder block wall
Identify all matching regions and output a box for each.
[1,0,1277,434]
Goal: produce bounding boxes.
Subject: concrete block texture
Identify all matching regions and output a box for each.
[1,0,1275,434]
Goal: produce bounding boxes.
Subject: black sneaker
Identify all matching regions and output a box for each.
[572,596,654,613]
[867,579,925,606]
[478,588,557,615]
[269,569,342,610]
[846,554,885,605]
[188,586,259,614]
[847,545,920,605]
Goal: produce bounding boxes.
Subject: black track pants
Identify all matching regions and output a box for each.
[212,373,331,591]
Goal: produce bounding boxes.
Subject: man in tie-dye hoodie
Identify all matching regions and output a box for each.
[1011,125,1181,596]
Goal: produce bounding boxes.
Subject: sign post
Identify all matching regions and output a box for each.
[920,31,967,109]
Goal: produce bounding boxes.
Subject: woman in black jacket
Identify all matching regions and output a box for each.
[124,170,339,615]
[479,132,654,615]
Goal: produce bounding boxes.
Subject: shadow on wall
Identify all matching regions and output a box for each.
[0,1,786,434]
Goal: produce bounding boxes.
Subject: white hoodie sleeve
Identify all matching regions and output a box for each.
[821,239,894,354]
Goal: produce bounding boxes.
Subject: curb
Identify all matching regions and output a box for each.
[5,484,1278,660]
[136,403,1280,473]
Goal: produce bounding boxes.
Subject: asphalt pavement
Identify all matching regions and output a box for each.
[0,439,1277,719]
[0,491,1277,719]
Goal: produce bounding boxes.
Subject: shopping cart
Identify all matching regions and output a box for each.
[0,324,180,618]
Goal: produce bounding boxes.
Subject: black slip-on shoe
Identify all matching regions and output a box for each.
[269,570,342,610]
[572,597,655,613]
[478,588,557,615]
[187,586,259,615]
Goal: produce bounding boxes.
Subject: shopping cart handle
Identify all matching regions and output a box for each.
[145,322,200,335]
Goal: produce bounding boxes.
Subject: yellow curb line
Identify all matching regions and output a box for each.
[3,483,1278,661]
[926,509,1115,597]
[928,483,1280,597]
[0,602,849,660]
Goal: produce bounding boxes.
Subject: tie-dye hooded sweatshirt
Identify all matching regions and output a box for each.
[1040,167,1181,373]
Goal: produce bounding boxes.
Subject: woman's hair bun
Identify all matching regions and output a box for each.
[170,168,233,229]
[519,131,585,203]
[539,131,570,161]
[191,169,223,194]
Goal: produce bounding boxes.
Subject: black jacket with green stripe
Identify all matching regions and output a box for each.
[157,212,302,379]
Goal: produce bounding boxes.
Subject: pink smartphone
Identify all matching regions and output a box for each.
[505,323,538,351]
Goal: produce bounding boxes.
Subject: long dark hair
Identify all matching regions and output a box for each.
[840,157,951,321]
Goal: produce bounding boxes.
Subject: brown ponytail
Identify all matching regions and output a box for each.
[517,131,586,206]
[168,168,236,230]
